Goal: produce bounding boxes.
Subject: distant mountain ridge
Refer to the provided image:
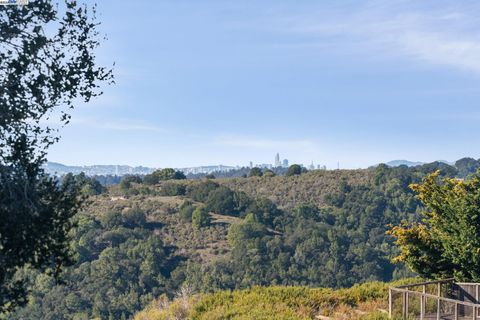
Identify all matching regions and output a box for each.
[44,162,155,176]
[44,162,238,176]
[385,160,424,167]
[384,159,455,167]
[45,158,467,177]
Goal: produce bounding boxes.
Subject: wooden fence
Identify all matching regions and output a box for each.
[389,279,480,319]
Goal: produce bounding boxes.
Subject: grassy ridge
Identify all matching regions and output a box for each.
[219,169,372,209]
[134,279,417,320]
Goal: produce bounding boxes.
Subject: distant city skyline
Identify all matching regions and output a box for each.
[45,155,465,177]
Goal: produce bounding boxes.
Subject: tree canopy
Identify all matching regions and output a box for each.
[143,168,186,184]
[249,167,263,177]
[389,170,480,280]
[286,164,303,176]
[0,0,112,313]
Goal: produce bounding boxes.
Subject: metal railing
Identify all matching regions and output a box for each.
[389,279,480,319]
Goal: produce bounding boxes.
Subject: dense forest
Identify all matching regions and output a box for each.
[8,158,479,319]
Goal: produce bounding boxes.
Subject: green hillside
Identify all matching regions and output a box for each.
[8,162,462,319]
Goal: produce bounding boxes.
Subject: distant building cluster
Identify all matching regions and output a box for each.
[249,152,288,169]
[178,165,238,175]
[44,162,155,177]
[249,153,327,171]
[45,153,330,178]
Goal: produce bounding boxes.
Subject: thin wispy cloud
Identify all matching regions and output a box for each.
[267,1,480,74]
[40,116,165,133]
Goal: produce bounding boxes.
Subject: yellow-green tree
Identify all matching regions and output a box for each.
[389,171,480,280]
[192,206,211,229]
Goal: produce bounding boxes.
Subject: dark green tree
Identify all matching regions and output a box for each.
[144,169,186,184]
[186,180,219,202]
[286,164,303,176]
[249,167,263,177]
[206,186,237,216]
[62,173,105,196]
[159,182,186,196]
[119,175,142,190]
[0,0,112,313]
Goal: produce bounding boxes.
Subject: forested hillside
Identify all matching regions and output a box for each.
[9,161,470,319]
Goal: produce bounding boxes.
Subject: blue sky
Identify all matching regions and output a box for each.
[48,0,480,168]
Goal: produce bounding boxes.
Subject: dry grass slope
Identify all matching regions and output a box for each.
[134,279,418,320]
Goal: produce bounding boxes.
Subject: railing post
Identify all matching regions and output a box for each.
[455,302,458,320]
[420,285,425,320]
[476,284,479,303]
[437,282,441,320]
[473,306,476,320]
[476,284,479,319]
[389,288,392,319]
[405,291,409,319]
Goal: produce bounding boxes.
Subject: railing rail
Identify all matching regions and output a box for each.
[395,278,455,289]
[389,279,480,319]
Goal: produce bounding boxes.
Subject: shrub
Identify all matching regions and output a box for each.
[249,167,263,177]
[159,182,186,196]
[286,164,303,176]
[179,201,195,222]
[206,186,237,216]
[122,207,147,228]
[192,206,211,229]
[186,181,219,202]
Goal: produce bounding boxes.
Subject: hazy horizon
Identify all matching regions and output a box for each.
[47,0,480,168]
[46,157,460,170]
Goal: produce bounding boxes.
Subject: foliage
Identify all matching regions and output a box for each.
[0,0,112,313]
[186,180,219,202]
[286,164,304,176]
[135,279,417,320]
[179,201,195,222]
[0,170,82,313]
[454,157,480,178]
[8,207,184,320]
[12,163,450,317]
[159,182,186,196]
[186,166,289,179]
[182,165,423,292]
[144,169,186,185]
[192,206,211,229]
[263,169,276,177]
[206,186,237,216]
[120,175,143,190]
[389,170,480,281]
[62,173,106,196]
[249,167,263,177]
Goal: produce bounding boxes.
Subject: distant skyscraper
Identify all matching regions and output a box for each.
[249,161,253,168]
[274,153,281,167]
[282,159,289,168]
